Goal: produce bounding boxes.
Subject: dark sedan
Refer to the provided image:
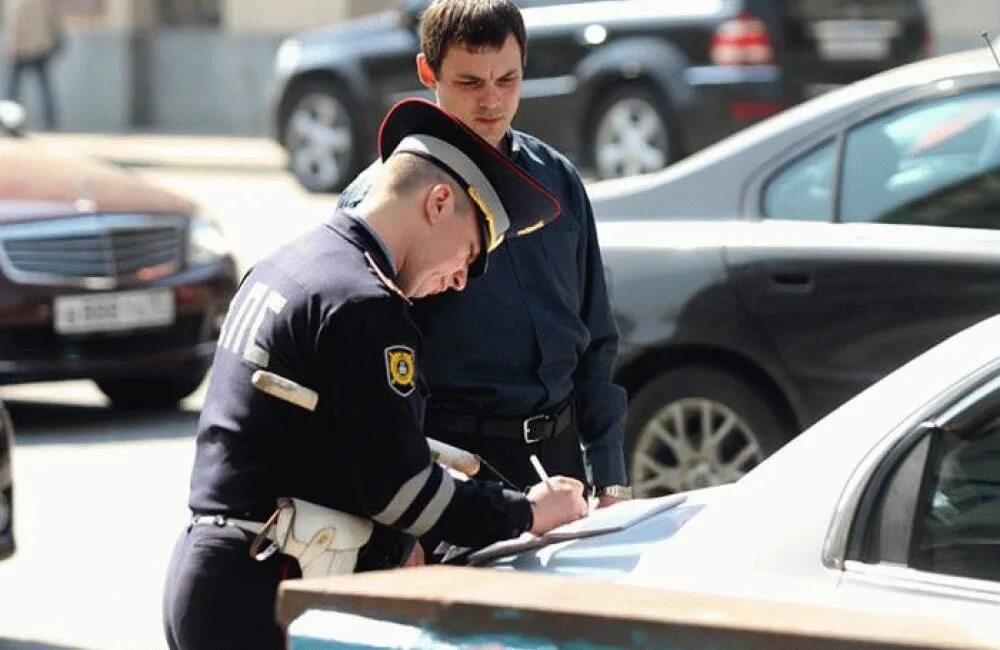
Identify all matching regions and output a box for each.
[590,46,1000,496]
[0,399,12,561]
[271,0,926,192]
[0,101,238,409]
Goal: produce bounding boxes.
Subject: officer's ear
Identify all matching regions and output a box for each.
[424,182,455,226]
[416,53,437,91]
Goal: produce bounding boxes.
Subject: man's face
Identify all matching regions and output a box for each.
[401,190,482,299]
[420,34,523,148]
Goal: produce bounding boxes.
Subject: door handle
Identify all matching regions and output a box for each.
[769,270,813,292]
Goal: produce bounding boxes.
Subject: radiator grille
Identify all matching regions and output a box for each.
[0,217,185,283]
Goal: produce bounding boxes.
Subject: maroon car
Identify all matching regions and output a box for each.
[0,101,237,409]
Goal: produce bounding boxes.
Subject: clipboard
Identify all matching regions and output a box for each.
[466,493,687,565]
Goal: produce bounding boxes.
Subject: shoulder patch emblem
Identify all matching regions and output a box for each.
[385,345,416,397]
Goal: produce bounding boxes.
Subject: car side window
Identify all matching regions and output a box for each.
[761,139,835,221]
[861,415,1000,583]
[840,88,1000,228]
[911,424,1000,581]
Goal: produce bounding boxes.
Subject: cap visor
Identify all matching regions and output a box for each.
[378,99,561,241]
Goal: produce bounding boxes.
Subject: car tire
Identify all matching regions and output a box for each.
[625,366,790,497]
[588,84,674,180]
[281,80,364,194]
[96,369,207,410]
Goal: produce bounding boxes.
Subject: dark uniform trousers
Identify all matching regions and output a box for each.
[163,519,409,648]
[163,523,296,650]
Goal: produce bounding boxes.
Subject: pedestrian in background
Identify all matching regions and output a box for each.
[3,0,62,130]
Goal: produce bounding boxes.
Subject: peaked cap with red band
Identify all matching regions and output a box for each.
[378,98,561,277]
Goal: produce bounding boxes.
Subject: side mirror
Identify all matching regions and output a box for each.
[0,101,27,137]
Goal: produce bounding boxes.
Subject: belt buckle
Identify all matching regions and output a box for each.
[523,414,552,444]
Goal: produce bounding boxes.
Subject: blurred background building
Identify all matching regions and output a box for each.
[0,0,996,135]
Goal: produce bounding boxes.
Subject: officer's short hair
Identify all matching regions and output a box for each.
[419,0,527,74]
[382,152,475,218]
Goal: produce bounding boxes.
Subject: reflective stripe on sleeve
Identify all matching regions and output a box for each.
[372,464,433,527]
[403,469,456,537]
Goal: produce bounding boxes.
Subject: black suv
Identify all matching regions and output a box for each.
[271,0,927,193]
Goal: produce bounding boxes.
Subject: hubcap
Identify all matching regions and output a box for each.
[286,91,354,191]
[630,398,764,497]
[594,96,669,179]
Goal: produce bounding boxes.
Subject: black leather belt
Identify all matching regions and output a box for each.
[426,399,574,444]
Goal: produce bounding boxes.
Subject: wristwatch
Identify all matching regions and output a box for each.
[595,485,633,500]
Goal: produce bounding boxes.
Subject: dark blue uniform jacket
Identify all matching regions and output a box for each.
[340,130,628,486]
[188,210,532,561]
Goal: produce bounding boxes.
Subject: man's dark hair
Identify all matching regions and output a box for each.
[419,0,527,74]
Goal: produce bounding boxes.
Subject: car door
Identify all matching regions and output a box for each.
[839,368,1000,615]
[728,84,1000,424]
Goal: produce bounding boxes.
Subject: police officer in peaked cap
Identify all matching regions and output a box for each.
[162,98,589,649]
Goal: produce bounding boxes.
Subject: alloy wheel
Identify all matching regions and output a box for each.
[594,96,669,179]
[630,397,765,497]
[286,91,354,192]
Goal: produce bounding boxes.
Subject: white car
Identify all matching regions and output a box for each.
[280,313,1000,648]
[485,313,1000,618]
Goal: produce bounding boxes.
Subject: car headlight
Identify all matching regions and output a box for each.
[275,38,302,78]
[187,216,230,266]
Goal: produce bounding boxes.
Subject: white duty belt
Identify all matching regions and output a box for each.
[193,498,374,578]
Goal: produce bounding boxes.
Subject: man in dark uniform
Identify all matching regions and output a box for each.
[339,0,631,509]
[162,99,588,650]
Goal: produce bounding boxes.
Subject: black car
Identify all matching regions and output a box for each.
[270,0,927,193]
[592,46,1000,497]
[0,399,13,561]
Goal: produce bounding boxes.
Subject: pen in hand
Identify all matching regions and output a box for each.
[529,454,551,489]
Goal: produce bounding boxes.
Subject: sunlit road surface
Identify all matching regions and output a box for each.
[0,146,335,649]
[0,381,199,649]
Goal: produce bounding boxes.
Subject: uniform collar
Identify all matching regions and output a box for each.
[346,210,396,271]
[326,209,397,281]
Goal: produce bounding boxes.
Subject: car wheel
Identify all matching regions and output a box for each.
[589,85,673,180]
[96,369,207,410]
[625,366,789,497]
[282,81,363,193]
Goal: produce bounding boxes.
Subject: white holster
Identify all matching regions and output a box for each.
[250,497,374,578]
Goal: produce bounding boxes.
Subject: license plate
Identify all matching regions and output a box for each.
[54,288,175,335]
[812,20,899,61]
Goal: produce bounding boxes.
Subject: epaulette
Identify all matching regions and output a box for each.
[364,251,411,305]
